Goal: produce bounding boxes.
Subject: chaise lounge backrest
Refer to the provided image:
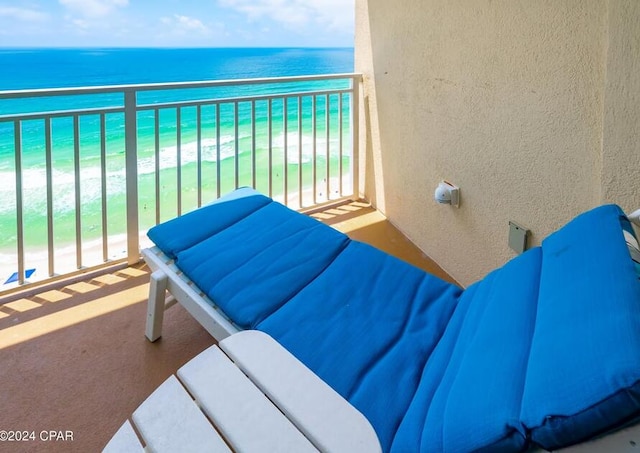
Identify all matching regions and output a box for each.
[522,205,640,448]
[393,244,541,452]
[147,189,640,452]
[393,205,640,452]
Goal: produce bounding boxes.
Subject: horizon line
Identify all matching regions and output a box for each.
[0,45,355,50]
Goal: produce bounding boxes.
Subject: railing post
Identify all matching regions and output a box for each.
[14,120,25,285]
[351,75,361,200]
[124,89,140,265]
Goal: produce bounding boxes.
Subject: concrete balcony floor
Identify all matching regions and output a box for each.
[0,201,455,452]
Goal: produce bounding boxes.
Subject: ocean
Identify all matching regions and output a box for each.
[0,47,354,279]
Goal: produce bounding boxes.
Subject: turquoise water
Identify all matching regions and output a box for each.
[0,48,354,262]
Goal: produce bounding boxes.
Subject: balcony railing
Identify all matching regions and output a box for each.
[0,73,361,288]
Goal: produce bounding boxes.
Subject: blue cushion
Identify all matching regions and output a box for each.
[176,200,349,328]
[147,187,271,259]
[520,205,640,449]
[393,247,541,452]
[258,241,462,451]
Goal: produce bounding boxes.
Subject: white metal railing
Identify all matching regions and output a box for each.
[0,74,361,288]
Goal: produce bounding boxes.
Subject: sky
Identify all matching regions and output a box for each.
[0,0,354,48]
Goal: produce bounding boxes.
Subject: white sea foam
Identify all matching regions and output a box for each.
[137,135,239,176]
[0,166,127,216]
[0,131,352,217]
[272,131,351,165]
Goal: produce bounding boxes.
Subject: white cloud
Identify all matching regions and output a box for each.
[58,0,128,18]
[71,18,90,30]
[219,0,353,34]
[0,6,48,22]
[161,14,209,34]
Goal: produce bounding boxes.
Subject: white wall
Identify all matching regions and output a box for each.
[356,0,640,286]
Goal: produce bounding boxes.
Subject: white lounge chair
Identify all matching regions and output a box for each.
[104,330,381,452]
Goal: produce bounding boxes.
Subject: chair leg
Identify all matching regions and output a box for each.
[146,270,168,342]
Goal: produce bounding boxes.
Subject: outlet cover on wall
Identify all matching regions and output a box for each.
[508,221,530,254]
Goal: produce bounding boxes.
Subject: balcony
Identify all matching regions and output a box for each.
[1,1,636,449]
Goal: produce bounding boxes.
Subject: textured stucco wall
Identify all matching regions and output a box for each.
[356,0,640,286]
[601,0,640,206]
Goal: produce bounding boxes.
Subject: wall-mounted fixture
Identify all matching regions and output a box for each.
[508,221,530,254]
[434,181,460,208]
